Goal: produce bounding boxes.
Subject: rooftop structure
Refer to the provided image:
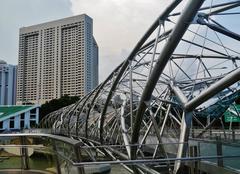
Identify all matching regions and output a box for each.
[0,105,39,131]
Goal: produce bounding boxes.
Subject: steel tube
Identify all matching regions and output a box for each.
[131,0,205,160]
[185,68,240,111]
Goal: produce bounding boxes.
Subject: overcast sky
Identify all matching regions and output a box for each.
[0,0,170,82]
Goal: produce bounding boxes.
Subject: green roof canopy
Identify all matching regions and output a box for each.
[0,105,35,121]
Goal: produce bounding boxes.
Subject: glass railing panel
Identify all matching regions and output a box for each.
[222,143,240,170]
[54,140,77,162]
[1,133,240,174]
[0,145,58,173]
[59,158,81,174]
[28,146,58,173]
[0,136,21,145]
[0,146,22,169]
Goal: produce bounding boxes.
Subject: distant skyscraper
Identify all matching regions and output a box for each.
[17,14,98,104]
[92,38,99,88]
[0,60,17,105]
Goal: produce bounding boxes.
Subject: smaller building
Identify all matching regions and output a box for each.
[0,60,17,105]
[0,105,39,132]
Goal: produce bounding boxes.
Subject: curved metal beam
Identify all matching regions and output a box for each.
[131,0,205,160]
[185,68,240,111]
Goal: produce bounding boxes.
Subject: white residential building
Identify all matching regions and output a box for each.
[17,14,98,104]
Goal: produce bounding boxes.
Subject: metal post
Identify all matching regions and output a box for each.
[216,136,223,167]
[208,116,211,139]
[20,136,29,170]
[210,127,212,139]
[129,60,134,136]
[232,129,235,141]
[230,119,233,131]
[189,146,199,174]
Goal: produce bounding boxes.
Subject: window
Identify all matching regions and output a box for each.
[30,115,36,119]
[20,121,25,128]
[30,108,36,114]
[10,120,14,129]
[20,113,25,119]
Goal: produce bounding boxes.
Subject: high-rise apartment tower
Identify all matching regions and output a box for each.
[17,14,98,104]
[0,60,17,105]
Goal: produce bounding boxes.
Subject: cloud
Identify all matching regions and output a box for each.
[69,0,172,81]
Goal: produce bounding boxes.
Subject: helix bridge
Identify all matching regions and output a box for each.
[39,1,240,173]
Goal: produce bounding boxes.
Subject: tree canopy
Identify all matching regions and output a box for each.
[39,95,80,121]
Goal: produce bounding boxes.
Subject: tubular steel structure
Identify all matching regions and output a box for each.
[40,1,240,173]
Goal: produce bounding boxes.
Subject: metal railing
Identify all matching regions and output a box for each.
[0,133,240,174]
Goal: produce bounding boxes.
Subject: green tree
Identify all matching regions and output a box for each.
[39,95,80,121]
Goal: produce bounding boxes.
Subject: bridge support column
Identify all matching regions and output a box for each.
[171,85,193,174]
[173,111,193,174]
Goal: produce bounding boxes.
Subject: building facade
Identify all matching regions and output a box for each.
[0,60,17,105]
[92,38,99,89]
[0,105,39,131]
[17,14,98,104]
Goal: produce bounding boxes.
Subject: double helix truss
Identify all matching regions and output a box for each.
[40,1,240,173]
